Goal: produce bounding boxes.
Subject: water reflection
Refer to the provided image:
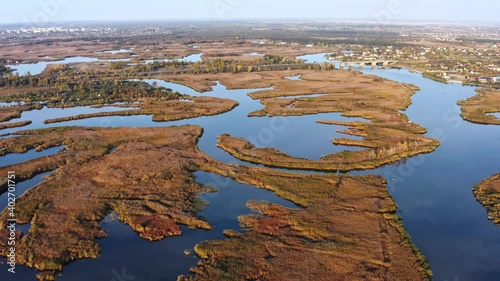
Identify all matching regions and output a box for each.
[47,172,297,281]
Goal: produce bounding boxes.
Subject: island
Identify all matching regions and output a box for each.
[458,89,500,125]
[473,174,500,225]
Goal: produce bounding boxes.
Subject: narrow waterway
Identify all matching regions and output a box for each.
[0,61,499,280]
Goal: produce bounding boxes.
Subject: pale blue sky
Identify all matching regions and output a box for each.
[2,0,499,25]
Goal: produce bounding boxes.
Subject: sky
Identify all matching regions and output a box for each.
[1,0,499,25]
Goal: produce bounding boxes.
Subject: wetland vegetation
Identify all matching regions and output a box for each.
[1,21,499,281]
[459,89,500,125]
[473,174,500,226]
[460,89,500,226]
[204,70,440,172]
[180,172,431,281]
[0,125,430,280]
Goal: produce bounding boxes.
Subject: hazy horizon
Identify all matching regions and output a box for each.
[2,0,499,26]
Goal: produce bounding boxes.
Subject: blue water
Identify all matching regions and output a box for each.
[277,94,328,99]
[0,146,64,167]
[0,64,499,280]
[0,102,26,107]
[285,74,302,80]
[243,52,265,57]
[95,49,132,55]
[143,53,202,64]
[0,172,52,211]
[354,68,500,281]
[297,53,333,63]
[0,105,138,136]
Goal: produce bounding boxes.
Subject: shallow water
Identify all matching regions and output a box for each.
[297,53,333,63]
[0,65,499,280]
[95,49,132,55]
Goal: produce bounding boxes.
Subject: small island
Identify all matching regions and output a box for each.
[473,174,500,225]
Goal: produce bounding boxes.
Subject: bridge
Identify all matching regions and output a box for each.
[331,60,399,69]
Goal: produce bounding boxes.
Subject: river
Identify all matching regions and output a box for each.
[0,54,499,281]
[7,53,203,76]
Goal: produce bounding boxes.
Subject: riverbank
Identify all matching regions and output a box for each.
[458,89,500,125]
[473,174,500,225]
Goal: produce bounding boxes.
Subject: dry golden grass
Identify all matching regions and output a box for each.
[0,120,31,130]
[473,174,500,225]
[0,40,192,63]
[0,68,435,280]
[43,96,238,124]
[458,89,500,125]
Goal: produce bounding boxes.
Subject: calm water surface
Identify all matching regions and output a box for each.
[7,57,131,76]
